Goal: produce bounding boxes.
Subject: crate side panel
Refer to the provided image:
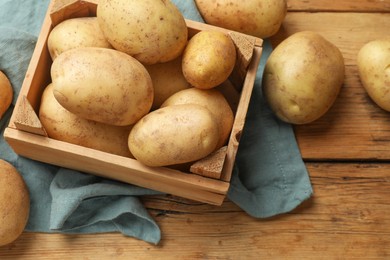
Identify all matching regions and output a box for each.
[4,128,228,205]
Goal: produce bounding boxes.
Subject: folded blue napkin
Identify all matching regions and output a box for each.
[0,0,312,245]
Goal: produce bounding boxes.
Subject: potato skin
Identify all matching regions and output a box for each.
[161,88,234,149]
[47,17,112,60]
[0,159,30,246]
[0,71,13,119]
[97,0,188,65]
[128,104,219,166]
[195,0,286,38]
[262,31,344,124]
[51,47,153,126]
[182,31,236,89]
[144,56,191,110]
[39,84,133,158]
[357,38,390,111]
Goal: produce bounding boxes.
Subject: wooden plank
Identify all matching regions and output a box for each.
[287,0,390,12]
[7,2,53,129]
[4,127,229,205]
[269,12,390,160]
[1,162,390,259]
[221,46,262,181]
[53,0,390,13]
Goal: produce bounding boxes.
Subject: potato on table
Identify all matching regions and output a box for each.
[0,71,13,119]
[262,31,345,124]
[0,159,30,246]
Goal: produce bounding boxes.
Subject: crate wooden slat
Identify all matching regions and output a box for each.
[4,127,229,204]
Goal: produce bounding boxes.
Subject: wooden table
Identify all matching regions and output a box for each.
[1,0,390,258]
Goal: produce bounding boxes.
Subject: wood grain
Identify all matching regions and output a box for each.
[52,0,390,13]
[287,0,390,12]
[1,163,389,259]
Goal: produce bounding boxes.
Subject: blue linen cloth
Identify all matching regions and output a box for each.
[0,0,312,245]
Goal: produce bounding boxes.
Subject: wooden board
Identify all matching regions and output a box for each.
[1,162,390,258]
[287,0,390,12]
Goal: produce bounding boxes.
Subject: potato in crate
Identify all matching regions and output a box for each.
[4,0,262,205]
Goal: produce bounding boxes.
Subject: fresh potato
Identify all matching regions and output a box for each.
[0,71,13,119]
[97,0,188,65]
[51,47,153,126]
[262,31,344,124]
[128,104,219,167]
[195,0,287,38]
[357,38,390,111]
[144,56,191,110]
[182,31,236,89]
[47,17,112,60]
[161,88,234,149]
[0,159,30,246]
[39,84,133,158]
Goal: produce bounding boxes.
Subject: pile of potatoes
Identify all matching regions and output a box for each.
[195,1,389,125]
[40,0,237,167]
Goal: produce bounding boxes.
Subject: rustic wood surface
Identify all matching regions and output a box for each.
[287,0,390,12]
[1,0,390,259]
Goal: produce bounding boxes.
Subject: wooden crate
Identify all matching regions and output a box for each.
[3,0,262,205]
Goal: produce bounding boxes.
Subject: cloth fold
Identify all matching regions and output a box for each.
[0,0,312,245]
[227,40,313,218]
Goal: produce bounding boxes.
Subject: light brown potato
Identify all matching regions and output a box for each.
[0,159,30,246]
[182,31,236,89]
[357,38,390,111]
[128,104,219,167]
[51,47,153,126]
[161,88,234,149]
[195,0,287,38]
[39,84,133,158]
[144,56,191,110]
[97,0,188,65]
[262,31,344,124]
[0,71,13,119]
[47,17,112,60]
